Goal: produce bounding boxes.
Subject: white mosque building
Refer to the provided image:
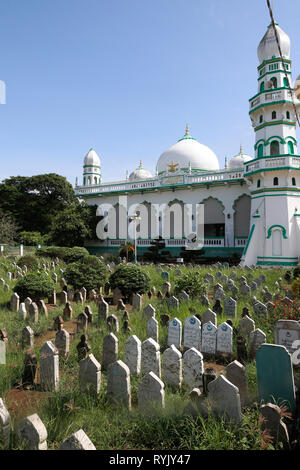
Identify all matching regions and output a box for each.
[75,21,300,266]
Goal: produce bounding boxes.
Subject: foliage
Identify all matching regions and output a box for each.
[14,272,55,301]
[268,296,300,325]
[291,278,300,300]
[293,265,300,280]
[0,211,18,244]
[18,231,45,246]
[118,240,134,262]
[174,270,206,298]
[35,246,69,259]
[64,256,108,290]
[17,255,39,271]
[48,203,91,247]
[62,246,89,264]
[109,264,150,297]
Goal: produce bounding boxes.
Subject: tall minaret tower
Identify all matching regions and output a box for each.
[241,21,300,266]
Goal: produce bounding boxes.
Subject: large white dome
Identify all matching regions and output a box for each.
[84,148,101,167]
[157,127,219,175]
[257,23,290,64]
[228,147,252,170]
[129,161,153,181]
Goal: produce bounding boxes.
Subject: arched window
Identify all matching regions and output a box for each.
[258,144,264,158]
[260,82,265,92]
[88,176,91,185]
[273,177,279,186]
[272,110,277,120]
[270,77,277,88]
[259,115,263,123]
[292,177,296,186]
[286,111,290,119]
[257,179,261,188]
[284,77,289,87]
[288,141,294,154]
[83,177,86,185]
[94,176,98,184]
[270,140,280,155]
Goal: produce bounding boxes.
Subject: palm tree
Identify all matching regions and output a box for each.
[119,239,134,262]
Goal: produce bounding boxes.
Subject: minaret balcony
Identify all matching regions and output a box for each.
[249,89,297,113]
[244,155,300,175]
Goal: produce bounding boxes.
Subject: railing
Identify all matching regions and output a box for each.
[203,238,224,246]
[89,238,226,247]
[245,155,300,174]
[235,237,248,247]
[250,89,296,111]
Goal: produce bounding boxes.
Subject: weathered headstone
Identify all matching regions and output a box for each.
[107,360,131,410]
[239,315,255,337]
[0,398,10,449]
[125,335,141,376]
[256,344,296,413]
[132,293,142,311]
[183,348,204,390]
[28,302,39,323]
[274,320,300,355]
[216,322,233,355]
[167,318,182,348]
[226,360,249,405]
[208,375,242,424]
[39,341,59,391]
[253,301,267,317]
[138,372,165,410]
[147,316,159,343]
[141,338,161,378]
[55,329,70,359]
[223,297,236,318]
[249,328,266,359]
[15,413,47,450]
[10,292,19,312]
[79,354,101,394]
[102,333,118,370]
[259,403,289,449]
[163,345,182,389]
[98,298,109,322]
[106,314,119,333]
[19,303,27,321]
[202,309,217,326]
[143,304,156,320]
[60,429,96,450]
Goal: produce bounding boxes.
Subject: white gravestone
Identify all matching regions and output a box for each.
[138,372,165,410]
[60,429,96,450]
[216,323,233,355]
[184,316,201,350]
[201,321,217,355]
[125,335,141,376]
[141,338,161,378]
[183,348,204,390]
[15,413,48,450]
[79,354,101,394]
[147,316,159,343]
[40,341,59,391]
[163,345,182,389]
[274,320,300,355]
[107,360,131,410]
[167,318,182,348]
[208,375,242,425]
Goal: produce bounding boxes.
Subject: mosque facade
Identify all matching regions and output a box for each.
[75,21,300,266]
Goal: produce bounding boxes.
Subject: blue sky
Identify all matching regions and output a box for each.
[0,0,300,185]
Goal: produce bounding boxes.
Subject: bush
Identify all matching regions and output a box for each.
[18,231,45,246]
[293,265,300,280]
[174,270,206,298]
[64,256,108,291]
[17,255,39,271]
[14,273,55,301]
[291,278,300,299]
[63,246,89,264]
[35,246,69,259]
[109,264,150,297]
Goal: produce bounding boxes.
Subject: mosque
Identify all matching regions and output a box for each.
[75,20,300,266]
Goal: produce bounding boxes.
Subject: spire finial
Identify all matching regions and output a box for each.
[185,123,189,136]
[240,144,243,154]
[139,160,142,168]
[225,157,228,169]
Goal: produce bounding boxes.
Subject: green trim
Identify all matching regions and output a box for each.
[266,224,288,239]
[198,196,226,214]
[253,214,260,218]
[257,57,291,71]
[257,260,298,266]
[252,187,300,195]
[249,86,292,103]
[249,100,299,115]
[252,193,300,199]
[243,223,255,256]
[257,256,297,260]
[254,121,296,132]
[83,165,101,169]
[245,166,300,178]
[258,70,291,81]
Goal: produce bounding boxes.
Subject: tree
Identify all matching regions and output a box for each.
[109,264,150,298]
[143,237,170,263]
[48,203,91,247]
[0,211,18,244]
[18,231,45,246]
[64,256,108,291]
[118,240,134,262]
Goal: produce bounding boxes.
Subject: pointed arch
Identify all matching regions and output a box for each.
[233,194,251,238]
[266,225,288,239]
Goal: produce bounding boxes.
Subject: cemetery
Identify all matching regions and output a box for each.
[0,251,300,450]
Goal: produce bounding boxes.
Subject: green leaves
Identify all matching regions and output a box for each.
[109,264,151,297]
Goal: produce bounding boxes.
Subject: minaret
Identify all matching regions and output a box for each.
[241,21,300,266]
[83,148,101,186]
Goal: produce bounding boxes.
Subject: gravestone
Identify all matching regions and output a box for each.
[28,303,39,323]
[216,323,233,355]
[147,317,159,343]
[102,333,118,370]
[77,312,88,332]
[223,297,236,318]
[107,360,131,410]
[256,344,296,413]
[259,404,289,449]
[63,302,73,321]
[143,304,156,320]
[249,328,266,359]
[214,288,225,301]
[183,348,204,390]
[183,316,201,350]
[60,429,96,450]
[166,296,179,310]
[208,375,242,424]
[201,321,217,355]
[202,309,217,326]
[167,318,182,348]
[19,303,27,320]
[22,326,34,348]
[37,300,48,317]
[138,372,165,410]
[226,360,249,405]
[15,414,47,450]
[163,345,182,389]
[239,315,255,337]
[107,314,119,333]
[117,299,126,311]
[98,299,109,322]
[113,287,122,306]
[59,291,68,305]
[132,293,142,311]
[48,291,56,305]
[80,287,87,303]
[84,306,93,323]
[178,291,189,303]
[274,320,300,355]
[241,284,251,296]
[199,294,210,307]
[79,354,101,394]
[161,271,170,281]
[125,335,141,376]
[40,341,59,391]
[55,329,70,359]
[141,338,161,378]
[0,398,10,449]
[253,301,267,317]
[74,291,83,305]
[10,292,19,312]
[162,282,171,296]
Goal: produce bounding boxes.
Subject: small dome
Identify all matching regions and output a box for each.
[157,125,219,175]
[228,147,252,170]
[84,148,100,167]
[129,161,153,181]
[257,23,290,64]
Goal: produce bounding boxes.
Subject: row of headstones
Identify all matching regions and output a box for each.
[0,405,95,450]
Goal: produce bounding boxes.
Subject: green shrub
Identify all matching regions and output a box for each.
[35,246,69,259]
[64,256,108,291]
[109,264,150,297]
[18,231,45,246]
[17,255,39,271]
[14,273,55,301]
[293,265,300,280]
[62,246,89,264]
[174,270,206,298]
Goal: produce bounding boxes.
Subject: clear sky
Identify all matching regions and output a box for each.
[0,0,300,185]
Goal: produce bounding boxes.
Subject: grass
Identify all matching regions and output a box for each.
[0,257,293,450]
